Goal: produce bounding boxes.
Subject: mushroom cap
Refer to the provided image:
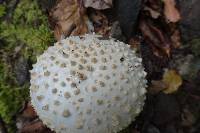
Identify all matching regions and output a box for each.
[30,34,147,133]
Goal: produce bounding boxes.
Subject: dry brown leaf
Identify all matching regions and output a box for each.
[144,6,160,19]
[89,10,110,36]
[49,0,91,40]
[163,0,181,23]
[139,19,172,57]
[20,120,53,133]
[163,69,182,94]
[83,0,112,9]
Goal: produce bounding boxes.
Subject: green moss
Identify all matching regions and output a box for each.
[0,59,29,132]
[0,0,54,62]
[0,0,54,132]
[0,5,6,17]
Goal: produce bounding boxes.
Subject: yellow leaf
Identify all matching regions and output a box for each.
[163,69,182,94]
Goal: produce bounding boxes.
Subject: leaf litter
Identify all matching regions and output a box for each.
[1,0,199,132]
[49,0,93,40]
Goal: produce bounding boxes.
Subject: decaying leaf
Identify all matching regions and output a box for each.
[171,29,181,48]
[20,120,53,133]
[163,0,181,23]
[49,0,93,40]
[89,10,110,36]
[144,6,160,19]
[83,0,112,9]
[163,69,182,94]
[17,101,53,133]
[141,0,181,57]
[148,69,182,94]
[149,80,168,94]
[21,102,37,119]
[139,19,172,57]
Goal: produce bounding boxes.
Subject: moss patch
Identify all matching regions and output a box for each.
[0,0,54,62]
[0,5,6,17]
[0,60,29,132]
[0,0,54,132]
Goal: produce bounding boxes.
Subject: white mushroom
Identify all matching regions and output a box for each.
[30,34,147,133]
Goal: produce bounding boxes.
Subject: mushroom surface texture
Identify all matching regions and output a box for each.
[30,34,147,133]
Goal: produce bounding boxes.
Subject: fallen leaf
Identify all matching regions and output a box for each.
[163,0,181,23]
[171,29,181,48]
[49,0,93,40]
[148,80,168,94]
[140,41,169,80]
[20,120,53,133]
[163,69,182,94]
[21,102,37,119]
[89,10,110,36]
[83,0,112,9]
[144,6,160,19]
[141,0,181,57]
[148,69,182,94]
[139,19,172,57]
[16,102,40,132]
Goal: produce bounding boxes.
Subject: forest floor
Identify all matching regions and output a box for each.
[0,0,200,133]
